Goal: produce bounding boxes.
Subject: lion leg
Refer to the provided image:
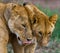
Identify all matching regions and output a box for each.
[0,28,9,53]
[25,44,36,53]
[11,35,24,53]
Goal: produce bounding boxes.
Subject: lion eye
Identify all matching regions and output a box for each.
[22,24,26,27]
[39,32,42,36]
[48,32,52,37]
[33,18,36,24]
[48,32,51,35]
[39,32,42,35]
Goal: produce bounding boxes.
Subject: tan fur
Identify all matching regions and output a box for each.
[24,3,58,47]
[0,3,36,53]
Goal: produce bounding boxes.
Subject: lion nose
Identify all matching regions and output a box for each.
[27,38,32,41]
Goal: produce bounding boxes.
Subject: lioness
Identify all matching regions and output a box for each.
[23,3,58,47]
[0,2,58,53]
[0,3,36,53]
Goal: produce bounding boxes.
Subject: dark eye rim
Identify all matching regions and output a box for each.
[48,32,51,35]
[22,24,26,27]
[33,18,36,24]
[39,31,42,35]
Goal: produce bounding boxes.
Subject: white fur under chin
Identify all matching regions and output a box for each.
[18,40,22,45]
[15,32,23,45]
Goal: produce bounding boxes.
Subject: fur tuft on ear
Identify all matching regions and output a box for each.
[49,14,58,25]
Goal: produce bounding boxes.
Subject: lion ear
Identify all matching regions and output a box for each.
[23,3,47,20]
[4,7,11,21]
[49,14,58,25]
[4,3,16,21]
[23,3,35,18]
[8,15,20,33]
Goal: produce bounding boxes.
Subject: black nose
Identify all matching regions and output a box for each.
[27,38,32,41]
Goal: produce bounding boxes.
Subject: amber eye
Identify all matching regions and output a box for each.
[39,32,42,36]
[48,32,51,35]
[22,24,26,27]
[33,18,36,24]
[39,32,42,35]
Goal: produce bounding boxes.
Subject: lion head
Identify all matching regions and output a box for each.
[4,3,36,46]
[23,3,58,47]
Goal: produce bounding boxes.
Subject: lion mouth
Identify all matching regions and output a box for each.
[17,37,32,45]
[17,37,36,45]
[23,41,32,44]
[18,40,32,45]
[15,32,36,45]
